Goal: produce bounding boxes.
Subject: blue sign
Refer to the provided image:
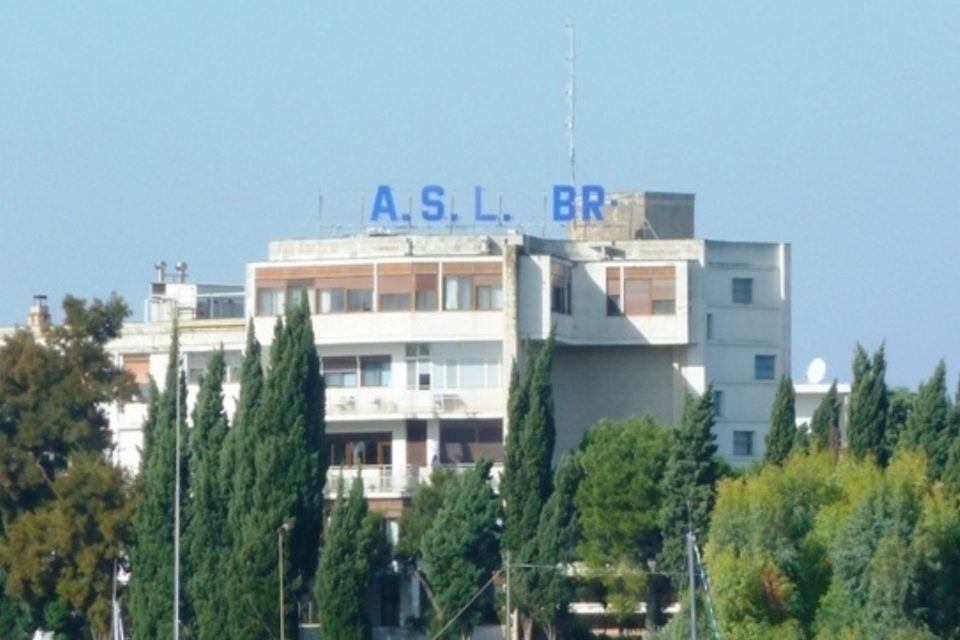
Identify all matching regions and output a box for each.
[369,185,608,224]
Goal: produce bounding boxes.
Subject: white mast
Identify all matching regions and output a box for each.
[566,20,576,186]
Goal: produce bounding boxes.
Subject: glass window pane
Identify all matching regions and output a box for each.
[460,358,484,388]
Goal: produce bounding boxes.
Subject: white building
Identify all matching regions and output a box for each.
[97,191,789,630]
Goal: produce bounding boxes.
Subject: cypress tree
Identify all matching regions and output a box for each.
[184,350,229,639]
[130,327,187,640]
[229,300,325,637]
[902,361,952,479]
[421,460,501,639]
[848,343,890,464]
[765,376,797,465]
[316,477,388,640]
[658,386,720,587]
[810,381,841,453]
[501,353,530,555]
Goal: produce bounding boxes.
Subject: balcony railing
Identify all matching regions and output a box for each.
[325,388,503,418]
[324,462,503,498]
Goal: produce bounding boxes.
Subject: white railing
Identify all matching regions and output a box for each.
[324,462,504,498]
[325,388,503,418]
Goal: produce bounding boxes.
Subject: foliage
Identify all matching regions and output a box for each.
[316,476,389,640]
[183,349,230,639]
[228,301,326,638]
[847,343,890,465]
[901,361,953,479]
[130,327,187,640]
[421,460,501,639]
[765,377,797,465]
[810,381,841,453]
[0,295,135,637]
[575,416,669,629]
[396,468,457,563]
[659,386,721,587]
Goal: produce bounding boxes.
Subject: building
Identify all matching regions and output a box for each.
[94,191,790,630]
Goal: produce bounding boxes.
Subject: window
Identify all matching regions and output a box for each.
[316,269,374,314]
[257,287,283,316]
[443,276,472,310]
[286,282,312,310]
[328,432,392,466]
[713,389,724,417]
[415,273,438,310]
[322,356,358,387]
[475,284,503,310]
[378,267,414,312]
[754,355,776,381]
[122,354,151,398]
[379,292,411,311]
[706,313,714,340]
[406,344,431,390]
[623,267,676,316]
[439,357,502,390]
[652,299,676,315]
[606,268,622,316]
[347,288,373,312]
[732,278,753,304]
[439,419,503,463]
[360,356,391,387]
[733,430,754,456]
[318,287,345,313]
[551,262,572,314]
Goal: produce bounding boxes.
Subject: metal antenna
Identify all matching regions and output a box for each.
[318,188,324,237]
[566,20,576,186]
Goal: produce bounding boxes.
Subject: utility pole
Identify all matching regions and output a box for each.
[172,307,181,640]
[688,531,698,640]
[505,551,511,640]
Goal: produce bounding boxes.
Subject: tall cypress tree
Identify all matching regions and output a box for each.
[130,327,187,640]
[184,350,229,639]
[316,477,387,640]
[501,353,530,555]
[810,381,841,453]
[658,386,720,586]
[902,360,952,479]
[765,376,797,465]
[229,300,325,637]
[848,344,891,465]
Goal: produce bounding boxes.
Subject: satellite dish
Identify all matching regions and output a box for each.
[806,357,827,384]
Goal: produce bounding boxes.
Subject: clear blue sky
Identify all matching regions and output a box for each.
[1,3,958,389]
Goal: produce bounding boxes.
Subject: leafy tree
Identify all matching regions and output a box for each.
[847,343,890,465]
[658,386,721,606]
[901,361,953,479]
[765,376,797,465]
[421,460,501,640]
[183,350,230,639]
[229,301,326,637]
[0,295,136,637]
[810,381,841,453]
[516,453,582,640]
[130,328,187,640]
[316,477,388,640]
[575,416,670,631]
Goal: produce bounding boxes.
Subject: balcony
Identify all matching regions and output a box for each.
[325,388,504,420]
[324,462,503,499]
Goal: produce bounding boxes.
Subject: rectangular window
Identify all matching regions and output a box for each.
[713,389,724,417]
[415,273,438,311]
[475,284,503,310]
[623,266,676,316]
[347,288,373,312]
[733,430,754,457]
[439,419,503,463]
[286,282,312,310]
[732,278,753,304]
[378,293,411,311]
[360,356,391,387]
[318,287,345,313]
[328,432,392,466]
[378,268,414,312]
[754,355,776,381]
[122,354,151,398]
[322,356,358,388]
[443,276,471,310]
[256,287,283,316]
[606,268,622,316]
[405,343,431,390]
[551,262,572,314]
[706,313,714,340]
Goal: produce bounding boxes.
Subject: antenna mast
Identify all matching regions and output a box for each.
[566,20,576,186]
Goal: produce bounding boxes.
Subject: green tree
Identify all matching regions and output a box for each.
[810,381,841,453]
[316,477,388,640]
[847,343,890,465]
[183,350,230,639]
[130,327,187,640]
[0,295,136,637]
[659,386,722,614]
[516,453,582,640]
[901,361,953,479]
[421,460,501,640]
[765,376,797,465]
[575,417,670,631]
[229,301,326,637]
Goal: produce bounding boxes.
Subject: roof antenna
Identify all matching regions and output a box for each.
[566,20,576,187]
